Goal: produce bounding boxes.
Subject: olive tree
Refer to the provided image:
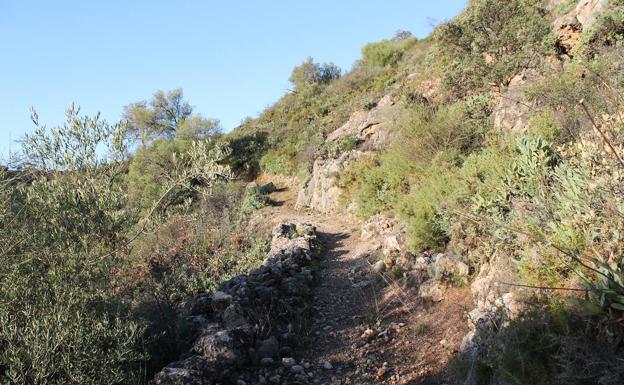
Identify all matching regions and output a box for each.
[0,104,233,385]
[123,88,221,145]
[289,57,341,90]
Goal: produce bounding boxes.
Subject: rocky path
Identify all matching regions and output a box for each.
[151,181,476,385]
[250,184,473,385]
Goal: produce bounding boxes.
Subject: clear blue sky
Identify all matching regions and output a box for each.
[0,0,466,158]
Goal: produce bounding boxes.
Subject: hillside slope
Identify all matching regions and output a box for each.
[207,0,624,383]
[4,1,624,385]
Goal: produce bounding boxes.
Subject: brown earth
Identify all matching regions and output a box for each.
[247,181,472,385]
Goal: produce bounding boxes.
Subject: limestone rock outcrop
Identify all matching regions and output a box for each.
[552,0,610,54]
[296,95,399,214]
[492,70,539,133]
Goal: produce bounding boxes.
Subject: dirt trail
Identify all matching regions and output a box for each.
[253,183,472,385]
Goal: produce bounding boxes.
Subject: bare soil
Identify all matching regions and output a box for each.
[249,182,472,384]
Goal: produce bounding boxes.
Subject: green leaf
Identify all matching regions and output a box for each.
[610,302,624,311]
[569,297,604,315]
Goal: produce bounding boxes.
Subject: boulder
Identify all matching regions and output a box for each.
[295,151,364,214]
[222,304,250,331]
[470,255,523,315]
[419,279,444,302]
[189,293,213,316]
[433,254,470,281]
[492,70,538,133]
[395,254,415,271]
[404,269,430,289]
[382,233,407,254]
[326,94,396,148]
[574,0,609,28]
[151,356,212,385]
[360,215,398,241]
[192,328,241,367]
[372,260,387,273]
[211,291,233,309]
[552,0,610,56]
[257,336,279,360]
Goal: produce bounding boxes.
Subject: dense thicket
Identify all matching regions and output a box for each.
[0,98,270,384]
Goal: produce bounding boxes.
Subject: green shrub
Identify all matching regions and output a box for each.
[392,99,493,171]
[1,108,146,385]
[126,137,233,216]
[398,164,460,250]
[578,4,624,57]
[453,303,624,385]
[524,62,611,143]
[2,106,239,384]
[126,138,192,212]
[225,131,268,179]
[260,151,296,175]
[327,64,389,94]
[435,0,551,97]
[337,153,409,218]
[458,123,624,308]
[289,57,341,90]
[323,134,359,158]
[526,112,563,142]
[0,260,146,385]
[361,37,417,68]
[554,0,577,15]
[241,185,270,214]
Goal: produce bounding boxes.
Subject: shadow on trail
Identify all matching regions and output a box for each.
[408,306,624,385]
[316,230,350,259]
[267,199,285,207]
[299,228,392,382]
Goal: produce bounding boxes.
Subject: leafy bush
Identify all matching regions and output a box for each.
[361,37,417,68]
[435,0,551,97]
[225,131,269,179]
[289,57,341,90]
[398,164,459,249]
[241,185,270,214]
[578,4,624,58]
[392,98,494,170]
[260,150,296,175]
[554,0,577,15]
[526,112,563,143]
[126,137,233,214]
[0,105,241,384]
[126,138,191,212]
[457,121,624,307]
[453,303,624,385]
[323,134,359,159]
[0,108,145,385]
[524,62,612,144]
